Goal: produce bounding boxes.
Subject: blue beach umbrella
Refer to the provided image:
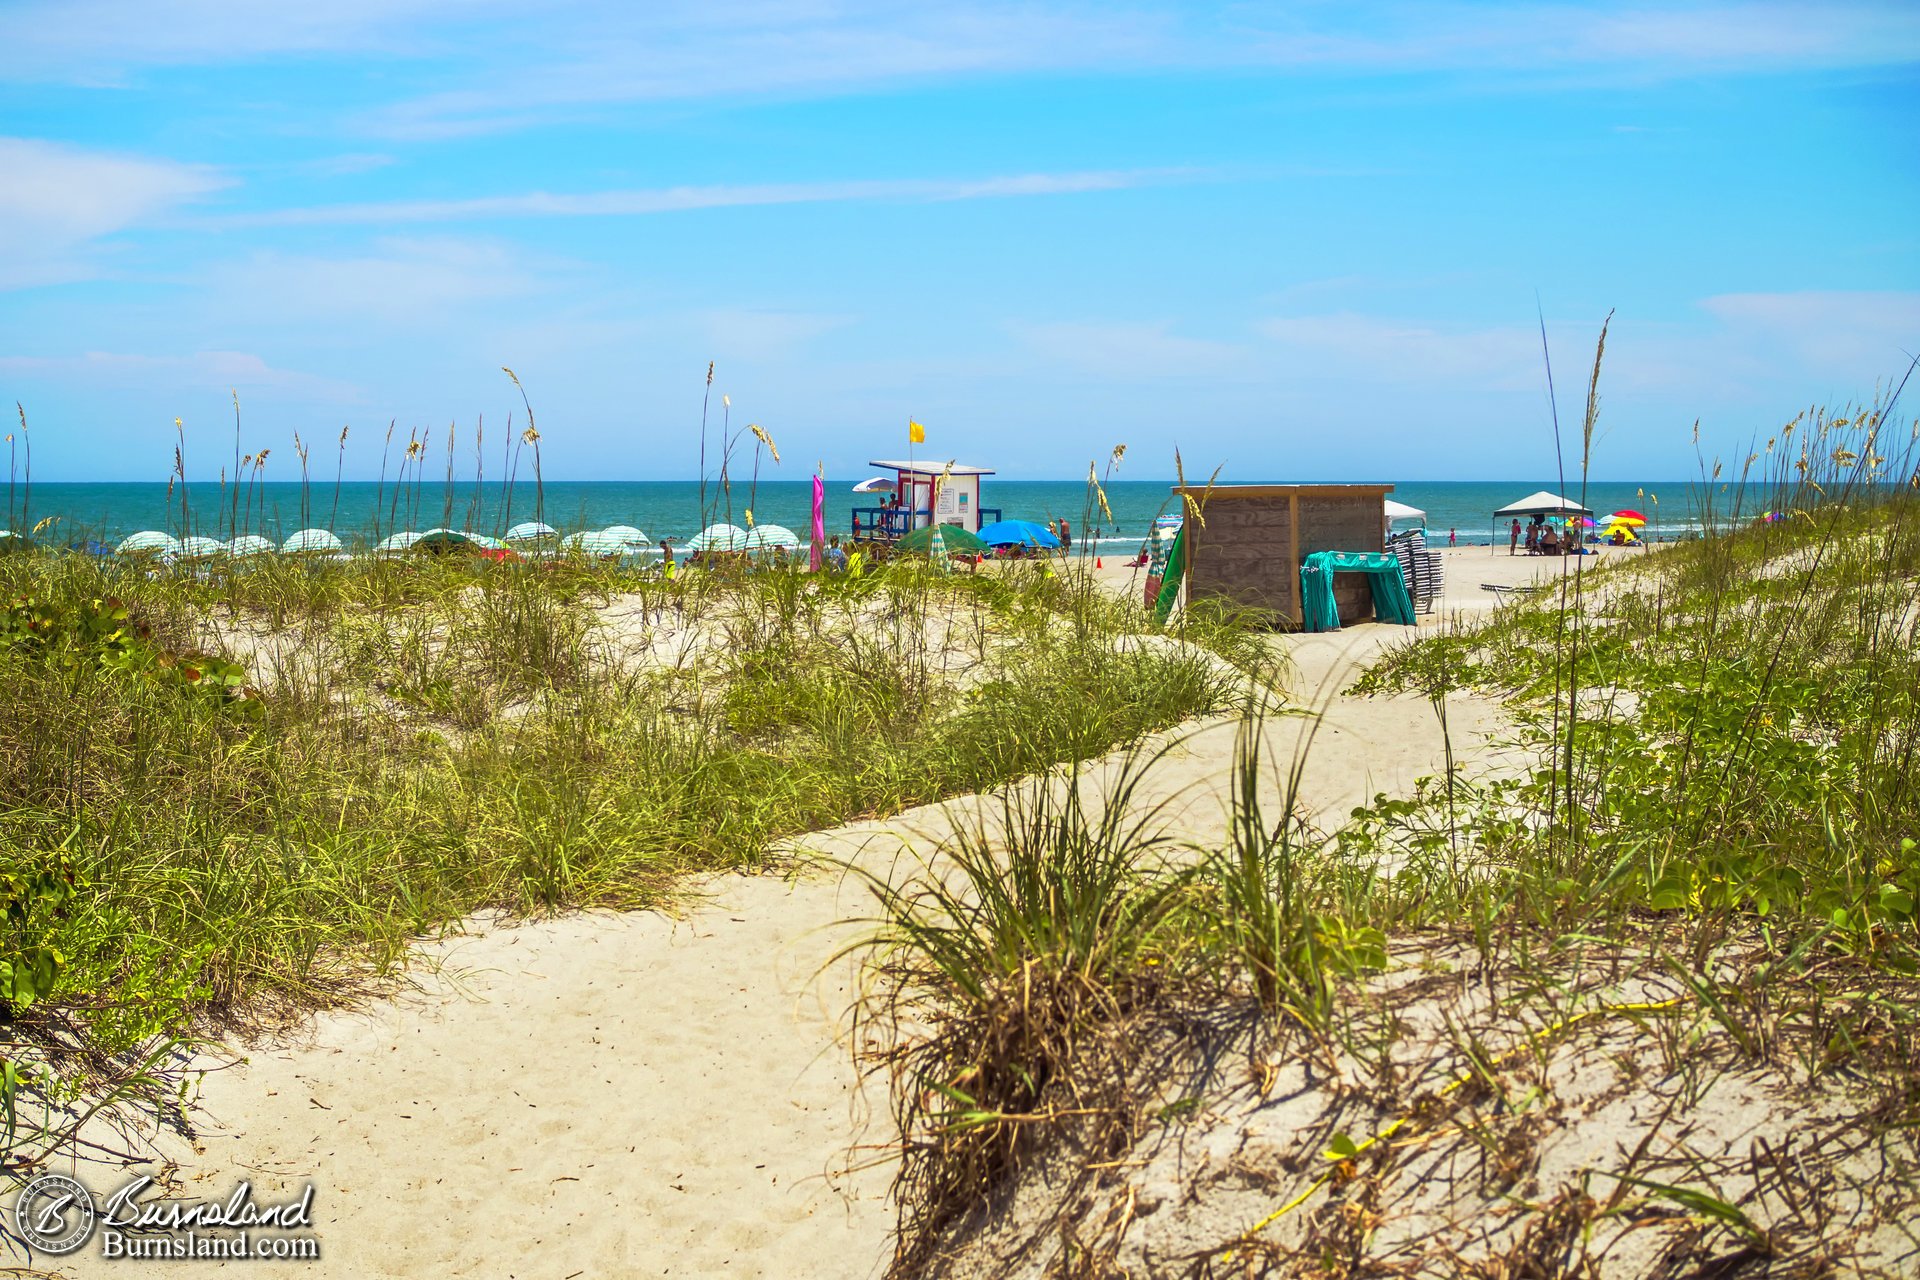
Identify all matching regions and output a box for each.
[977,519,1061,549]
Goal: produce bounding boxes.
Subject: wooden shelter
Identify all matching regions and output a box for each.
[1170,483,1395,627]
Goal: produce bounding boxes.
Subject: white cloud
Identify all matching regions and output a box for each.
[1257,313,1543,385]
[692,310,853,364]
[296,152,398,178]
[199,236,550,324]
[6,3,1914,132]
[1010,320,1247,379]
[0,137,227,289]
[0,0,500,80]
[0,349,357,399]
[360,5,1172,138]
[359,3,1920,136]
[1699,291,1920,379]
[209,169,1176,228]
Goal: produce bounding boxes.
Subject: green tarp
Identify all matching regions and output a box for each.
[1300,550,1417,631]
[1153,532,1415,631]
[1152,525,1187,624]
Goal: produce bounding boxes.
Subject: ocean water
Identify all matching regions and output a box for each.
[6,478,1709,552]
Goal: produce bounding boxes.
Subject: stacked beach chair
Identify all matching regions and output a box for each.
[1386,530,1445,615]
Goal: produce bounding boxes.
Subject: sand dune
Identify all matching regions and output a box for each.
[43,555,1575,1278]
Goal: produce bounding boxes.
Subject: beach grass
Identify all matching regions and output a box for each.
[845,393,1920,1275]
[0,543,1256,1167]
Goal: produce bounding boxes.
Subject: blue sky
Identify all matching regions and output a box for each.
[2,1,1916,483]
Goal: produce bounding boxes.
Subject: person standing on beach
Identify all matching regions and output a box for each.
[1058,519,1071,553]
[1448,528,1457,548]
[1509,519,1521,555]
[660,539,676,579]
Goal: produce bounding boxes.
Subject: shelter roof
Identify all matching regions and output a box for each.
[1493,490,1593,517]
[1170,483,1393,499]
[868,460,995,476]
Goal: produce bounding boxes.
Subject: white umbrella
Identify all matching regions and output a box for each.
[176,535,227,560]
[226,534,276,557]
[376,531,424,554]
[116,531,179,556]
[599,524,651,548]
[687,523,751,553]
[504,521,557,542]
[851,476,896,493]
[462,532,507,551]
[744,524,800,552]
[282,528,344,554]
[1384,500,1426,521]
[563,530,632,556]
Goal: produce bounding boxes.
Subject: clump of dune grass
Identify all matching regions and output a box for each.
[842,745,1201,1276]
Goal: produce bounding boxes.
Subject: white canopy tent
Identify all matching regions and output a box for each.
[1491,490,1593,552]
[1493,490,1592,518]
[1384,499,1425,522]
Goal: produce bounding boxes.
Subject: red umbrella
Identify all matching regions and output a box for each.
[1610,509,1648,522]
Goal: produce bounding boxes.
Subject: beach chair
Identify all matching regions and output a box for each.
[1387,529,1443,615]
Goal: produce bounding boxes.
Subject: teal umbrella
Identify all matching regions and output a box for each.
[176,536,227,561]
[744,524,800,553]
[116,531,180,556]
[600,524,651,549]
[283,528,344,554]
[564,529,635,556]
[896,523,985,555]
[688,523,751,553]
[416,528,497,553]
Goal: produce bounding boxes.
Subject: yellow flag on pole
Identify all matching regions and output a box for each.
[908,419,925,444]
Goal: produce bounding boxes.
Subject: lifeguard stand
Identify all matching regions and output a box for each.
[853,460,1001,541]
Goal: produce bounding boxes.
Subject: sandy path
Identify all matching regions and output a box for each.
[42,572,1547,1278]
